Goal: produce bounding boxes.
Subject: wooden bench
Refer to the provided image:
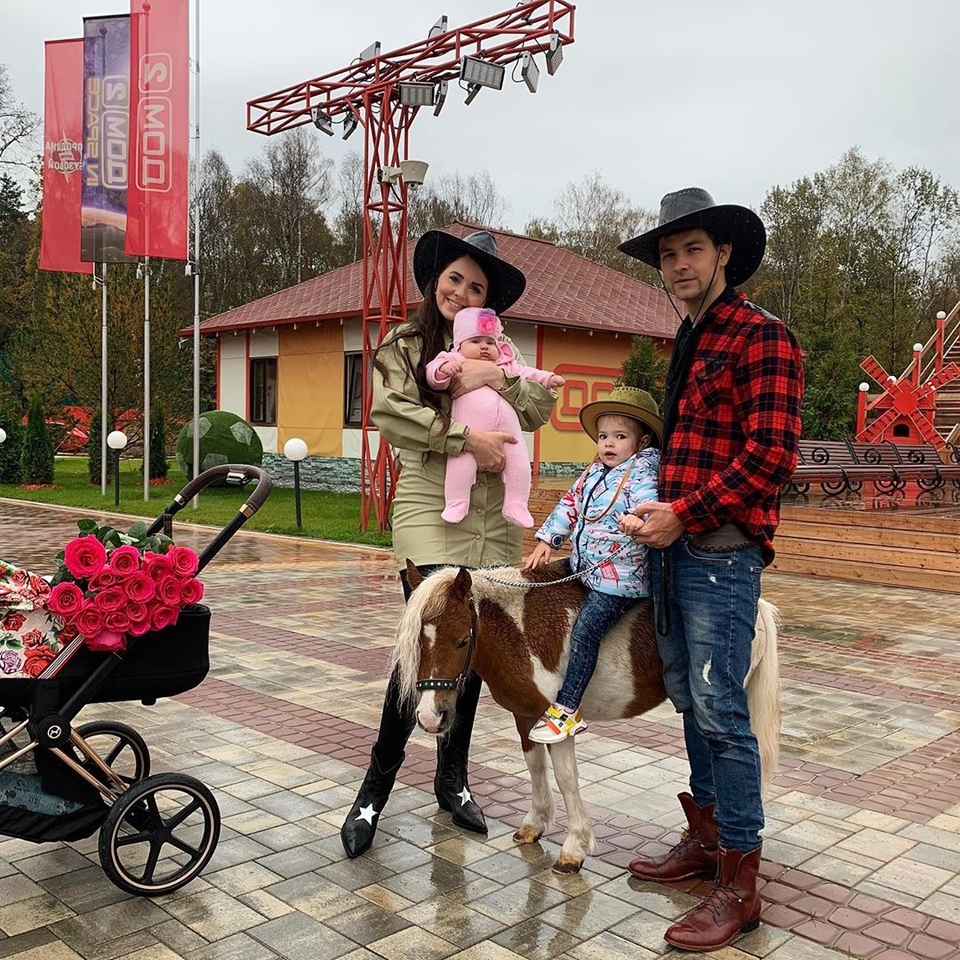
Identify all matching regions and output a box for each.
[787,439,960,499]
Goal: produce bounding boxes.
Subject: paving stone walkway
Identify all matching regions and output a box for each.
[1,499,959,960]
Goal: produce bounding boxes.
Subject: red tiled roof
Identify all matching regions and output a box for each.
[187,222,679,340]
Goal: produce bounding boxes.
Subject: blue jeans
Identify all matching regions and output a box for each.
[557,588,635,710]
[651,538,765,851]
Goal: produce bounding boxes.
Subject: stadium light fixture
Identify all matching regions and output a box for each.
[359,41,381,62]
[428,15,448,39]
[342,114,358,139]
[545,33,563,75]
[398,81,436,107]
[433,79,447,116]
[310,106,334,136]
[460,56,505,90]
[463,83,482,105]
[521,51,539,93]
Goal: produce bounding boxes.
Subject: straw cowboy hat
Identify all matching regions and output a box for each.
[413,229,526,315]
[579,386,663,448]
[618,187,766,287]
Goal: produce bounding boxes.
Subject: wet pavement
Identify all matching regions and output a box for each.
[1,499,959,960]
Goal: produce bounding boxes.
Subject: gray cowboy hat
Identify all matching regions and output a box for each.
[579,386,663,448]
[413,229,526,315]
[618,187,766,287]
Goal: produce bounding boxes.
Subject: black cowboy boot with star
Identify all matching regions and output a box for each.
[341,667,414,858]
[434,670,487,833]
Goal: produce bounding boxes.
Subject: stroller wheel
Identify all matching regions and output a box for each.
[74,721,151,788]
[98,773,220,896]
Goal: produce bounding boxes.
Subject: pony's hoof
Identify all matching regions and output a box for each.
[552,856,583,875]
[513,826,543,845]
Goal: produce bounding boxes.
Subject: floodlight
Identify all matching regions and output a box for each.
[398,81,436,107]
[521,51,539,93]
[359,41,381,62]
[428,15,448,39]
[310,106,334,136]
[545,32,563,75]
[460,56,505,90]
[433,80,447,116]
[342,114,358,140]
[464,84,482,105]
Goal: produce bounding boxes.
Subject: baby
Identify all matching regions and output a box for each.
[426,307,564,527]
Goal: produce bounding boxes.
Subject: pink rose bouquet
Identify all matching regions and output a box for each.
[44,519,204,653]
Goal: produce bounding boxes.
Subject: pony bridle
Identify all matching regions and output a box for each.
[415,598,479,694]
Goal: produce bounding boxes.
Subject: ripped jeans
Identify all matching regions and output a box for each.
[651,538,765,852]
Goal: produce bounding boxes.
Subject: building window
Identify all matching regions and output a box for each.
[250,358,277,425]
[344,352,367,426]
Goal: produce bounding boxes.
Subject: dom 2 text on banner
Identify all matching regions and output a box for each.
[81,15,136,264]
[39,39,93,275]
[125,0,190,260]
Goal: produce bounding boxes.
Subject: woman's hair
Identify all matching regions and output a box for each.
[373,251,494,424]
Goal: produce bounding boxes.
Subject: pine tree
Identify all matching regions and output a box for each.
[149,405,169,479]
[0,404,23,484]
[87,410,102,484]
[20,395,54,484]
[616,335,669,410]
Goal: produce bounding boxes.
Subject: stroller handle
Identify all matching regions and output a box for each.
[145,464,273,572]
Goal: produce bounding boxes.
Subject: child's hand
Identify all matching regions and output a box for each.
[618,513,645,537]
[440,359,463,378]
[548,374,565,389]
[522,540,554,569]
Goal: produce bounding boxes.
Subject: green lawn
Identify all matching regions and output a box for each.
[0,457,393,548]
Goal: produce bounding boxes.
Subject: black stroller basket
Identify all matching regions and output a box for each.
[0,464,272,896]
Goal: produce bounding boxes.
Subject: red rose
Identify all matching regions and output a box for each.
[75,603,104,639]
[179,577,204,605]
[22,645,57,678]
[124,571,156,604]
[85,630,126,653]
[89,570,121,591]
[93,587,126,613]
[105,610,131,633]
[63,536,107,579]
[0,612,26,632]
[127,602,149,624]
[168,545,199,578]
[128,616,153,636]
[157,576,182,606]
[150,605,179,632]
[109,545,141,576]
[47,582,86,618]
[142,552,174,581]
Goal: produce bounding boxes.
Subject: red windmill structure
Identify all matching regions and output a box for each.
[856,351,960,447]
[247,2,576,530]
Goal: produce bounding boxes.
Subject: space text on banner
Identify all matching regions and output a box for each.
[124,0,190,260]
[39,39,92,275]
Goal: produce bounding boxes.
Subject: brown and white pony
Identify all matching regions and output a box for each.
[394,560,781,874]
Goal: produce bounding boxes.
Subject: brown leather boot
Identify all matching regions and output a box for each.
[663,845,763,952]
[628,792,719,882]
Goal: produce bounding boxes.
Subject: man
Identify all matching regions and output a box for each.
[618,188,803,952]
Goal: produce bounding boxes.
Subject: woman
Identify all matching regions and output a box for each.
[340,228,558,858]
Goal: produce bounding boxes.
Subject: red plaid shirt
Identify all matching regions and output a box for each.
[661,288,804,565]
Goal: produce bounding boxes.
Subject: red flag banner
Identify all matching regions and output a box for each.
[81,15,136,263]
[39,39,92,275]
[125,0,190,260]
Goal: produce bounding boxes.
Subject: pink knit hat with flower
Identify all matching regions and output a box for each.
[453,307,503,350]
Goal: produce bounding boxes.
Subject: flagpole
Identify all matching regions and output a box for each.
[142,256,151,500]
[100,261,108,496]
[191,0,201,507]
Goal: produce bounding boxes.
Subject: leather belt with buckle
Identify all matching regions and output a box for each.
[687,522,755,553]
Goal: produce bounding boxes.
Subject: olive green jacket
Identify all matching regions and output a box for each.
[372,323,557,570]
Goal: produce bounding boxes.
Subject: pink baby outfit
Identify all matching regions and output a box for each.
[426,307,557,528]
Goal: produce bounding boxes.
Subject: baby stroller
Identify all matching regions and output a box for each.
[0,464,272,896]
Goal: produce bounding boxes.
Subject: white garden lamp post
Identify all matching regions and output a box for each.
[107,431,128,507]
[283,437,308,529]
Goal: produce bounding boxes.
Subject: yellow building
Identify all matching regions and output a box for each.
[191,224,679,485]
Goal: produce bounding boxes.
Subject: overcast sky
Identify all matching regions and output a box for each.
[6,0,960,232]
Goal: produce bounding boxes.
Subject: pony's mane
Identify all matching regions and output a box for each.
[391,564,558,703]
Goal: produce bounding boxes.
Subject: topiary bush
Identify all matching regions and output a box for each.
[0,409,23,484]
[21,395,55,485]
[149,405,169,480]
[175,410,263,481]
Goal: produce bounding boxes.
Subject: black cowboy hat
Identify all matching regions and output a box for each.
[413,229,526,315]
[618,187,766,287]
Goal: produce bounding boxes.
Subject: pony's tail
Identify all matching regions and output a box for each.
[745,597,782,793]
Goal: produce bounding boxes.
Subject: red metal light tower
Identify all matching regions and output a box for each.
[247,1,576,530]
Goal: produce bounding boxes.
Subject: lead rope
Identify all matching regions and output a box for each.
[475,541,624,589]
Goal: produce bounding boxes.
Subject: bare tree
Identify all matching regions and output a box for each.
[0,65,39,169]
[407,169,509,235]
